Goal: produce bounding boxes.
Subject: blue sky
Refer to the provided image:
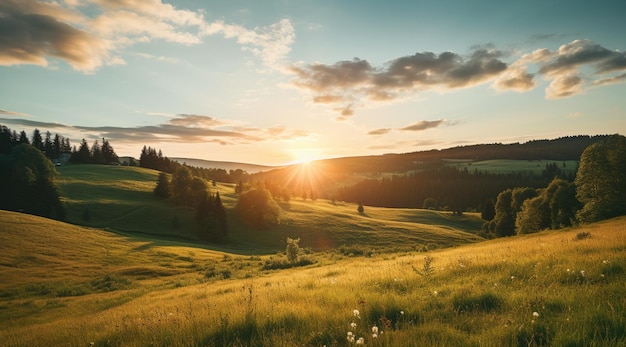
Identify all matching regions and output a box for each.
[1,0,625,165]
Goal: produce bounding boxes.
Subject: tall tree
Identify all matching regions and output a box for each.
[31,129,44,151]
[575,135,626,223]
[154,172,171,198]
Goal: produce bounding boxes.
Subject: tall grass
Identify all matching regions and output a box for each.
[1,210,624,346]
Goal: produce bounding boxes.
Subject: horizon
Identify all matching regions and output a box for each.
[1,1,625,165]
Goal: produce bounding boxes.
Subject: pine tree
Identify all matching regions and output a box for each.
[31,129,44,151]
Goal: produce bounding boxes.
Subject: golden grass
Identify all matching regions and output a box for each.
[1,210,624,346]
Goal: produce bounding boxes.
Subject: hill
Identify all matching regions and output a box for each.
[1,210,624,346]
[56,165,483,253]
[170,157,281,173]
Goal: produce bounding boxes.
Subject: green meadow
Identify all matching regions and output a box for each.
[1,164,624,346]
[56,165,483,253]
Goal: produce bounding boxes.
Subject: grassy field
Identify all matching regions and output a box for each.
[56,165,483,253]
[443,159,579,176]
[1,210,624,346]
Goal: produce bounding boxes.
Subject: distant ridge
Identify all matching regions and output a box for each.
[170,157,282,173]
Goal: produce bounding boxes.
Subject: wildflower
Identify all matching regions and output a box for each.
[372,326,379,334]
[353,309,360,318]
[372,333,378,339]
[533,311,539,318]
[603,260,609,264]
[347,332,354,343]
[351,322,357,328]
[510,276,515,280]
[580,270,586,277]
[400,310,404,315]
[432,290,438,296]
[356,337,365,344]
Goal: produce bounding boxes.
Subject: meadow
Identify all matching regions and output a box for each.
[55,165,483,253]
[1,164,624,346]
[0,210,624,346]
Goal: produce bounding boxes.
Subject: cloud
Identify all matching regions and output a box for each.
[1,112,311,146]
[0,1,111,72]
[0,0,294,72]
[368,128,391,135]
[292,39,626,116]
[400,120,445,131]
[546,73,583,99]
[290,48,508,118]
[0,109,31,117]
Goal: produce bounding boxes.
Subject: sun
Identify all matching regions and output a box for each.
[288,148,322,165]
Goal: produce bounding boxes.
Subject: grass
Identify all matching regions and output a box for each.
[443,159,579,176]
[56,164,484,253]
[1,210,624,346]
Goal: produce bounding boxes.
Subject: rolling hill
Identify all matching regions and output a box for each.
[1,210,624,346]
[55,165,484,253]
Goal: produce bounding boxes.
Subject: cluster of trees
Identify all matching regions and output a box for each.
[1,126,72,160]
[69,138,119,164]
[154,167,228,242]
[0,144,65,219]
[336,165,563,214]
[485,135,626,237]
[236,186,281,229]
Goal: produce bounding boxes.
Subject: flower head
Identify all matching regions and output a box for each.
[353,309,360,318]
[351,322,357,328]
[356,337,365,344]
[533,311,540,318]
[372,325,378,334]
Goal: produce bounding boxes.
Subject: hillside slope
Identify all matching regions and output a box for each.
[1,211,624,346]
[56,165,483,252]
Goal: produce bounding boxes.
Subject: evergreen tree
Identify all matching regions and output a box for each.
[91,140,103,164]
[70,139,91,163]
[154,172,171,198]
[31,129,44,151]
[19,131,30,145]
[52,134,62,159]
[101,138,118,164]
[575,135,626,223]
[44,131,53,158]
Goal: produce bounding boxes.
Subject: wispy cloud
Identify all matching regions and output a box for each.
[291,39,626,117]
[399,120,446,131]
[0,108,31,117]
[0,113,311,145]
[0,0,294,72]
[368,128,391,135]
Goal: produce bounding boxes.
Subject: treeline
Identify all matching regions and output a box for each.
[486,134,626,237]
[311,135,610,174]
[1,126,71,160]
[140,146,247,184]
[335,164,570,214]
[69,138,119,164]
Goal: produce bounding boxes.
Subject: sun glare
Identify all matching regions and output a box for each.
[288,148,321,165]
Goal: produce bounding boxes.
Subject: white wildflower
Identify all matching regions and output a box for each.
[400,310,404,315]
[603,260,609,264]
[356,337,365,344]
[372,326,378,334]
[510,276,515,280]
[347,332,354,343]
[580,270,586,277]
[433,290,438,296]
[353,309,360,318]
[351,322,357,328]
[533,311,539,318]
[372,333,378,339]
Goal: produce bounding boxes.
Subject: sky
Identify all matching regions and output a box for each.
[1,0,626,165]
